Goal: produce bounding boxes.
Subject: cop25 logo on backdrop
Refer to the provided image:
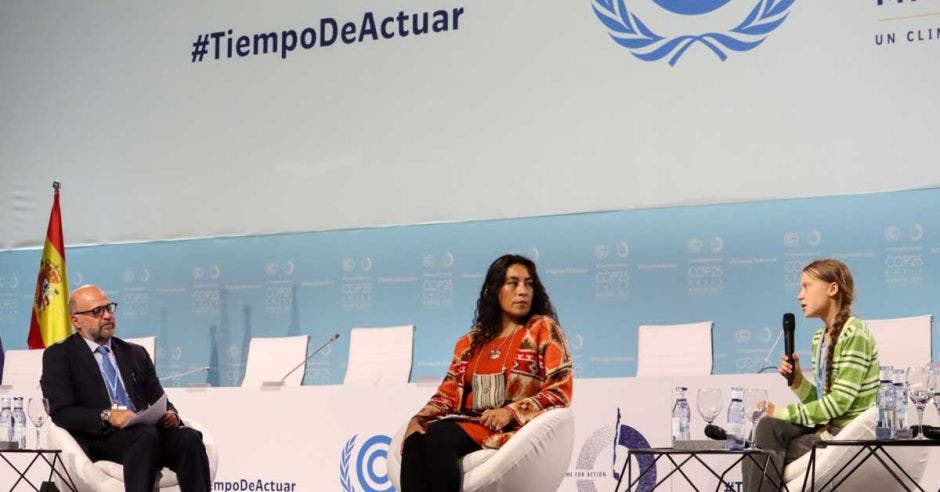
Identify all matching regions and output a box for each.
[592,0,795,65]
[341,434,393,492]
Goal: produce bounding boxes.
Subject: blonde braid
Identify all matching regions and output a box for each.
[824,304,851,394]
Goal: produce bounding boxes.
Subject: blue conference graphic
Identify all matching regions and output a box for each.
[592,0,795,66]
[570,408,655,491]
[341,434,393,492]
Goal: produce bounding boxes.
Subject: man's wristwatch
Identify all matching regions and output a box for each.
[100,408,111,425]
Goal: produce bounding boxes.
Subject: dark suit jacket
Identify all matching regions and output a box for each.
[41,333,177,444]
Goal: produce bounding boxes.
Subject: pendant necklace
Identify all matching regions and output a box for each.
[488,326,517,360]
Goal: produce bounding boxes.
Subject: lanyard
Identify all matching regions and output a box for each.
[816,335,828,401]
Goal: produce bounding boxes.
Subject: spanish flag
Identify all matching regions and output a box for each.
[27,182,71,349]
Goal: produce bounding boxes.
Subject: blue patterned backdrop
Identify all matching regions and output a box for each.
[0,188,937,386]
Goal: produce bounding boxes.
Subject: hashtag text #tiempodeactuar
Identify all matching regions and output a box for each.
[191,7,465,62]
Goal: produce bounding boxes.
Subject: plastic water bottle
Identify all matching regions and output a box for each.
[12,397,27,449]
[726,387,745,450]
[671,386,690,444]
[0,397,12,443]
[893,368,911,439]
[876,365,895,440]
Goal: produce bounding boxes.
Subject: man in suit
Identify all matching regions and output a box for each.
[41,284,210,492]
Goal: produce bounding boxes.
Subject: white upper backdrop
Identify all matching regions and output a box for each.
[2,0,938,249]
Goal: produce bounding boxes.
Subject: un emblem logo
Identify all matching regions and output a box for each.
[340,434,393,492]
[653,0,732,15]
[592,0,795,66]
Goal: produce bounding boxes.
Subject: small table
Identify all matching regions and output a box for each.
[0,449,77,491]
[803,439,938,492]
[615,447,787,492]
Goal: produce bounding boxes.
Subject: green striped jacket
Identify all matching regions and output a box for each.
[775,316,880,428]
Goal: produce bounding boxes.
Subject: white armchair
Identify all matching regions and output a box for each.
[343,325,413,386]
[635,321,713,377]
[47,418,218,492]
[387,407,575,492]
[865,315,932,368]
[782,406,930,490]
[124,337,157,364]
[241,335,310,387]
[1,348,45,391]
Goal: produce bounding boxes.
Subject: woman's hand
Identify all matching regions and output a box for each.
[778,352,803,388]
[404,417,427,440]
[480,408,514,431]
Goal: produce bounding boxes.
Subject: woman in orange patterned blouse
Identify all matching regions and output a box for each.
[400,254,574,492]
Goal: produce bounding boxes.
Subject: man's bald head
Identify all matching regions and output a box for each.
[68,284,117,343]
[68,284,105,314]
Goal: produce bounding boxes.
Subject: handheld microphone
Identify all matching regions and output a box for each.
[783,313,795,386]
[704,424,727,441]
[922,425,940,440]
[263,333,340,387]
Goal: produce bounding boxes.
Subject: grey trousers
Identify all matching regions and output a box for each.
[741,417,820,492]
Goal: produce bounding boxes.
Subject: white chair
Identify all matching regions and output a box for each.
[783,406,930,490]
[125,336,157,364]
[343,325,413,385]
[48,418,219,491]
[241,335,309,387]
[635,321,713,377]
[865,315,932,368]
[387,407,575,492]
[1,348,45,391]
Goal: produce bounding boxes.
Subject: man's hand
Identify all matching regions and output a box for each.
[480,408,514,431]
[108,409,136,428]
[161,410,180,429]
[778,352,804,388]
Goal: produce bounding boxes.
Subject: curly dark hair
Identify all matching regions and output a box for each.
[469,254,557,355]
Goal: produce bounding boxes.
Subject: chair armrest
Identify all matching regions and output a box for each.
[182,418,219,481]
[46,421,116,489]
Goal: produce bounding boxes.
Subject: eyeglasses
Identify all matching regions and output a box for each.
[73,302,118,318]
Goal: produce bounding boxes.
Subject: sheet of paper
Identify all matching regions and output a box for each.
[124,393,167,427]
[435,414,480,423]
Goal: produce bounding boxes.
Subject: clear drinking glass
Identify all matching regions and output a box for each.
[696,387,723,425]
[908,366,931,438]
[744,388,768,447]
[929,364,940,416]
[27,398,50,449]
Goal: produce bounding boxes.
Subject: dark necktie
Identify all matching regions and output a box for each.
[97,345,135,410]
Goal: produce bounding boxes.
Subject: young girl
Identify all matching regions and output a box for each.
[743,259,880,491]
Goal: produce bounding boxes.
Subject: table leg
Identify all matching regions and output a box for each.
[2,451,45,491]
[706,454,744,492]
[626,450,631,492]
[662,454,701,492]
[615,450,629,492]
[799,449,810,492]
[40,452,78,492]
[622,453,664,492]
[817,445,873,491]
[869,446,920,492]
[757,452,789,492]
[810,446,815,492]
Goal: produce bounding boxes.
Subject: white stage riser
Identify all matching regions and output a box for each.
[2,375,937,491]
